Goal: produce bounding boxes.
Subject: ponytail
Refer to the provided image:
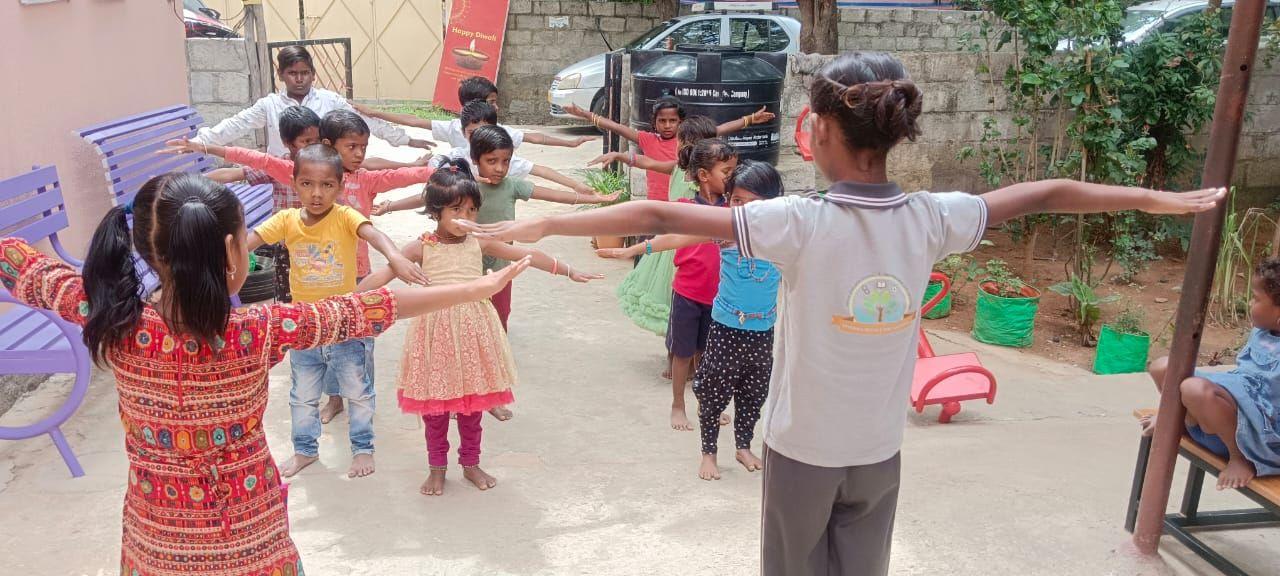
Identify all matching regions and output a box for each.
[82,205,143,365]
[166,201,232,344]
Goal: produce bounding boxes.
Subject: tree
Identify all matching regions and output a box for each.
[798,0,839,54]
[655,0,679,21]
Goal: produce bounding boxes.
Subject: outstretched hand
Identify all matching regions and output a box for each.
[1144,187,1228,215]
[587,152,625,167]
[573,135,600,147]
[352,102,375,116]
[372,201,393,216]
[594,191,623,204]
[596,247,637,259]
[413,152,434,166]
[456,218,546,244]
[482,257,532,297]
[562,103,590,120]
[388,255,431,286]
[569,269,604,283]
[749,106,776,125]
[159,139,203,155]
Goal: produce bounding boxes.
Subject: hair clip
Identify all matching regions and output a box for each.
[448,165,458,173]
[122,202,134,216]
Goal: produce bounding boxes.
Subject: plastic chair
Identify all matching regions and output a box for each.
[911,273,998,423]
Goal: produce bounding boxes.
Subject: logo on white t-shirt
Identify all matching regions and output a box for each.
[832,274,915,334]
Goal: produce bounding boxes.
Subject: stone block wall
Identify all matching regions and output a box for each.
[779,8,1003,53]
[499,0,664,124]
[187,38,259,150]
[779,51,1280,198]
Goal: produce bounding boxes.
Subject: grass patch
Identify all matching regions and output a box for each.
[370,102,455,121]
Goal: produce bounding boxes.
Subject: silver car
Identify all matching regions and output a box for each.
[548,13,800,120]
[1065,0,1280,48]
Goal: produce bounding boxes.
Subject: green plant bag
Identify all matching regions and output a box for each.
[922,280,952,319]
[1093,325,1151,375]
[972,287,1039,348]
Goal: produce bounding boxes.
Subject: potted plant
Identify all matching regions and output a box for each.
[1049,273,1120,347]
[971,259,1040,348]
[578,168,631,250]
[1094,305,1151,375]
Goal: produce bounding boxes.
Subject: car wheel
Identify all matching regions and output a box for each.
[590,91,609,134]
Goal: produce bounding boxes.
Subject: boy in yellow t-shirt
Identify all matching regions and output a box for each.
[247,143,428,480]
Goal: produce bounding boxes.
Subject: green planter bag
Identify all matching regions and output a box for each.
[921,279,952,319]
[972,282,1040,348]
[1093,325,1151,375]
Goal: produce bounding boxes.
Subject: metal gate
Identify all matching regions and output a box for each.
[268,38,354,99]
[203,0,446,101]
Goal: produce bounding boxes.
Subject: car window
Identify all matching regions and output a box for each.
[730,19,790,52]
[661,19,722,50]
[628,19,681,50]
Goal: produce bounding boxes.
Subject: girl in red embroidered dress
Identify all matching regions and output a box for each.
[0,172,527,576]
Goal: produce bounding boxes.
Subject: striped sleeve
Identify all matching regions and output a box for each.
[931,192,989,259]
[732,195,807,264]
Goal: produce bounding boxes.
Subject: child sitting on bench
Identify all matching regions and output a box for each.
[1146,258,1280,490]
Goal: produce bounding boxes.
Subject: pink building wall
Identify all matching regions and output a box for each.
[0,1,191,255]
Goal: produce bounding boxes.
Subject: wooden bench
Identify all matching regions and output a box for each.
[1125,408,1280,575]
[0,166,92,477]
[76,105,274,296]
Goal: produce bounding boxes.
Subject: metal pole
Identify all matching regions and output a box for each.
[298,0,307,39]
[1132,0,1267,553]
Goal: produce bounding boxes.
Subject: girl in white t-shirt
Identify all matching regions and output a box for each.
[463,52,1225,576]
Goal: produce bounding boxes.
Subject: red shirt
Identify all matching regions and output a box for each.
[636,131,678,202]
[672,197,723,305]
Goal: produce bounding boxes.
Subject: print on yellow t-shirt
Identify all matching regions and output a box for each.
[254,205,369,303]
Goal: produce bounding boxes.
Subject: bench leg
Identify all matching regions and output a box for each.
[48,426,84,478]
[938,401,961,424]
[1125,434,1153,533]
[1180,464,1206,521]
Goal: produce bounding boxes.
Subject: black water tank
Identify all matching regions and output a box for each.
[631,46,786,164]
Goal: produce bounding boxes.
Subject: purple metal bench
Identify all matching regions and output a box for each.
[0,166,91,477]
[76,105,274,297]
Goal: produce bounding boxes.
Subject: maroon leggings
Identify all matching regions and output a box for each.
[489,282,512,331]
[424,412,482,467]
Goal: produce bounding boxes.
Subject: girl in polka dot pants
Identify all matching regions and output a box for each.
[693,324,774,476]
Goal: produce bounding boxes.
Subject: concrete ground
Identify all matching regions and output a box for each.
[2,127,1277,575]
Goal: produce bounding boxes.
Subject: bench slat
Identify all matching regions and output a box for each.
[0,350,80,374]
[81,108,201,145]
[0,166,59,204]
[7,213,71,247]
[0,188,66,228]
[111,155,212,202]
[0,309,53,351]
[98,126,200,168]
[76,104,191,140]
[1132,408,1280,504]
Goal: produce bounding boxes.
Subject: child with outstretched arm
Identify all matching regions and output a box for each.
[462,51,1225,576]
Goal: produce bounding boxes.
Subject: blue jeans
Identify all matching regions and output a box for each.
[324,339,375,398]
[290,338,376,457]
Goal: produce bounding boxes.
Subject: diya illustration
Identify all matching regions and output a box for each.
[452,39,490,70]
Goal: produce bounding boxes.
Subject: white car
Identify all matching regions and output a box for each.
[1061,0,1280,49]
[548,13,801,120]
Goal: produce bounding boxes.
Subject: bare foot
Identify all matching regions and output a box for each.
[320,396,344,424]
[348,453,375,478]
[489,406,514,421]
[698,454,721,480]
[671,407,694,431]
[719,412,732,426]
[1139,414,1156,436]
[736,448,763,472]
[281,454,319,478]
[1218,457,1256,490]
[463,466,497,490]
[420,469,446,496]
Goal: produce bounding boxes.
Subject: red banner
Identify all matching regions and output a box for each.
[432,0,513,112]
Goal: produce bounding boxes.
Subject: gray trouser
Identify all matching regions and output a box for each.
[761,446,901,576]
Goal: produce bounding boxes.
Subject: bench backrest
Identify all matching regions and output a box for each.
[0,166,80,267]
[77,105,213,207]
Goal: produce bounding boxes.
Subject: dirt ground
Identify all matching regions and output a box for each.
[929,229,1251,371]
